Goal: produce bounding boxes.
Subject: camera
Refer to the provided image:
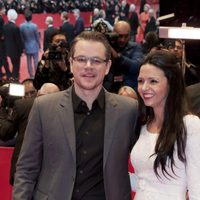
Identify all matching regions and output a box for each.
[93,20,119,47]
[104,32,119,47]
[0,83,25,109]
[47,51,62,60]
[46,41,69,60]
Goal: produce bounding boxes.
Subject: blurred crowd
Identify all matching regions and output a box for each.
[1,0,107,13]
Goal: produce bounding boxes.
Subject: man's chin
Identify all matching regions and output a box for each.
[118,44,126,49]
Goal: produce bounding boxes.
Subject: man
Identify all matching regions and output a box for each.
[0,81,59,185]
[0,2,12,80]
[43,16,57,52]
[3,9,23,81]
[0,79,37,143]
[21,78,37,98]
[119,0,130,21]
[92,8,100,23]
[13,31,138,200]
[165,39,200,86]
[73,8,84,36]
[128,3,139,42]
[104,20,144,93]
[20,9,40,78]
[33,29,72,90]
[92,9,113,33]
[186,82,200,117]
[144,8,157,36]
[60,11,74,45]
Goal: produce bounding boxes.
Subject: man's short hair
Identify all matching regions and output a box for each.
[45,16,53,24]
[50,29,67,43]
[61,11,68,20]
[7,9,18,22]
[69,31,111,61]
[24,9,32,21]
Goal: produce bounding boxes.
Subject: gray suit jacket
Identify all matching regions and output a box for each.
[13,87,138,200]
[186,82,200,117]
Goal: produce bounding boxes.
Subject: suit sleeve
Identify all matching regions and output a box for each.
[12,99,43,200]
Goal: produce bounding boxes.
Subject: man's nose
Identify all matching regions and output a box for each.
[85,58,93,67]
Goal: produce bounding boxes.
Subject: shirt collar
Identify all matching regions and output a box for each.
[72,87,105,112]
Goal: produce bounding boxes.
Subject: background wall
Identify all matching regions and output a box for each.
[159,0,200,66]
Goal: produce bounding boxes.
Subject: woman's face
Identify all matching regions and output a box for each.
[137,64,169,111]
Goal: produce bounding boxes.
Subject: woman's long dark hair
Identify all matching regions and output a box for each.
[133,50,189,178]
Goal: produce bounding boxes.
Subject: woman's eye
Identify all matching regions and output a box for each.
[137,79,143,84]
[150,79,158,84]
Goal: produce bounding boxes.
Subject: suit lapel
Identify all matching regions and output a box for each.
[58,88,76,163]
[103,91,118,168]
[57,89,119,166]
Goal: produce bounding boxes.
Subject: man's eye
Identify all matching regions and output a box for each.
[77,57,86,62]
[92,58,102,65]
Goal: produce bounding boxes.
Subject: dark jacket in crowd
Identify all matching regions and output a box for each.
[33,57,72,91]
[0,97,34,185]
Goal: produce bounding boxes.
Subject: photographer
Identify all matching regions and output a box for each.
[33,30,73,91]
[103,21,144,93]
[0,82,22,143]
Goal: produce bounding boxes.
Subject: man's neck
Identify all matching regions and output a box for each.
[9,20,16,24]
[63,20,69,23]
[74,85,102,110]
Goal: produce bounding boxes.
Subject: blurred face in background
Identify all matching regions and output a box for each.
[0,6,6,15]
[114,21,131,49]
[168,40,183,60]
[52,34,67,45]
[23,81,37,98]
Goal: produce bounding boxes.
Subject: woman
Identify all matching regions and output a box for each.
[136,3,150,43]
[130,50,200,199]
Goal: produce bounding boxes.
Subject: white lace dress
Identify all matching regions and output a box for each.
[130,115,200,200]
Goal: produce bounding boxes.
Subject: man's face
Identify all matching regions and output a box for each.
[70,40,111,93]
[52,34,67,45]
[23,82,37,98]
[0,7,6,15]
[114,23,131,49]
[168,40,183,60]
[51,34,68,53]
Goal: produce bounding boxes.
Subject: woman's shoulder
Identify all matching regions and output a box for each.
[183,114,200,123]
[183,114,200,136]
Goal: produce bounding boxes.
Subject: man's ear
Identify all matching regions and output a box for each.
[105,60,112,75]
[69,57,73,73]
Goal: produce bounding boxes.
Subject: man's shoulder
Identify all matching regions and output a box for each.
[187,82,200,97]
[15,97,35,106]
[128,41,141,49]
[4,21,14,28]
[20,22,27,27]
[36,89,71,106]
[46,26,57,32]
[106,91,138,108]
[14,98,35,114]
